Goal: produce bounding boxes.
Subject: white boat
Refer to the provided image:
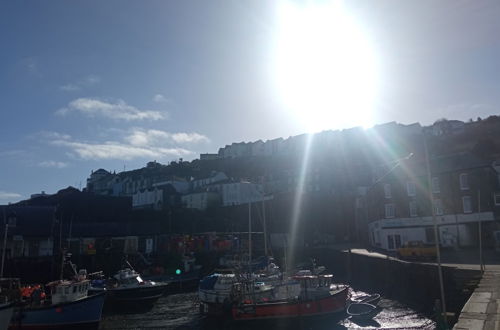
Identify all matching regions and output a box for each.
[90,268,168,307]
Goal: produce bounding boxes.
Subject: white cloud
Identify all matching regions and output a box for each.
[60,75,101,92]
[56,98,166,121]
[0,191,22,200]
[39,160,69,169]
[83,75,100,85]
[125,129,209,147]
[153,94,169,103]
[171,132,210,144]
[38,131,72,140]
[52,140,192,161]
[60,84,80,92]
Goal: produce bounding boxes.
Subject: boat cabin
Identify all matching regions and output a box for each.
[48,280,90,304]
[113,269,145,287]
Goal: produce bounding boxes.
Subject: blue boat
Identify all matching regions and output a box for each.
[10,291,105,330]
[9,256,106,330]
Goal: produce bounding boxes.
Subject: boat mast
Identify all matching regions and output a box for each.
[248,201,252,274]
[262,197,267,257]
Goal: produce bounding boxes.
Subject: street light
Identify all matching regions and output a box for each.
[423,134,448,328]
[1,210,16,278]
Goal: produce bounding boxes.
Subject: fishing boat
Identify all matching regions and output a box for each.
[198,270,239,317]
[90,267,168,307]
[232,275,349,321]
[347,302,380,319]
[9,263,105,329]
[0,302,14,330]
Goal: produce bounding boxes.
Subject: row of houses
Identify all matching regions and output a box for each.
[358,153,500,251]
[204,122,423,160]
[87,167,266,211]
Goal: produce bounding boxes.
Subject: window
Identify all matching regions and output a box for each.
[387,234,401,250]
[460,173,469,190]
[385,203,395,218]
[434,199,443,215]
[495,193,500,206]
[394,235,402,249]
[432,177,440,193]
[387,235,394,250]
[425,227,435,243]
[409,201,418,217]
[406,182,416,197]
[384,184,392,198]
[463,196,472,213]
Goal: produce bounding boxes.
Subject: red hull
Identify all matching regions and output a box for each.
[232,287,349,321]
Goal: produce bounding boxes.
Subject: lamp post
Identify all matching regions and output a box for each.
[423,134,447,327]
[1,210,16,278]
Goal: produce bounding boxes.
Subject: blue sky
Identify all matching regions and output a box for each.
[1,0,500,203]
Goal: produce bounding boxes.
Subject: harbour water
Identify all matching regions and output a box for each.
[99,290,435,330]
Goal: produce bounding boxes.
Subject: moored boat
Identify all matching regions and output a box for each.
[8,265,105,330]
[232,283,349,321]
[90,268,168,308]
[0,302,14,330]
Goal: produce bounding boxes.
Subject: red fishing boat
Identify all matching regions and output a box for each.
[232,275,349,321]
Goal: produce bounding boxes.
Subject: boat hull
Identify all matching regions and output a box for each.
[9,292,105,330]
[0,303,14,330]
[90,283,168,311]
[232,287,349,321]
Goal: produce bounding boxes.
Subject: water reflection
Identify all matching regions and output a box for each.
[99,291,435,330]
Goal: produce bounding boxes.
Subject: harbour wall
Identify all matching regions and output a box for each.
[313,248,481,324]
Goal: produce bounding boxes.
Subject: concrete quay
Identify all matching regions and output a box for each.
[454,271,500,329]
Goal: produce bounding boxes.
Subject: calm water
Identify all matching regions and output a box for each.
[99,291,435,330]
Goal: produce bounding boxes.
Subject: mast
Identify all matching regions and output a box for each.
[262,197,268,257]
[248,201,252,273]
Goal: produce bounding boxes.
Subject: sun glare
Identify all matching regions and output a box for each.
[273,0,378,132]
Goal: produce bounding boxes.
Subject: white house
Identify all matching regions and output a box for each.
[181,192,220,210]
[192,172,228,190]
[369,212,495,251]
[132,188,163,210]
[221,182,266,206]
[153,178,189,194]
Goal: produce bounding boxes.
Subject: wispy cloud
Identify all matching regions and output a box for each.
[56,98,166,121]
[59,75,101,92]
[0,191,22,200]
[170,132,210,144]
[52,140,192,161]
[125,129,209,147]
[38,131,72,140]
[153,94,169,103]
[60,84,80,92]
[39,160,69,169]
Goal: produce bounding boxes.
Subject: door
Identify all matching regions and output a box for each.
[387,235,395,250]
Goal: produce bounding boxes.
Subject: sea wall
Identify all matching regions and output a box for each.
[313,248,481,322]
